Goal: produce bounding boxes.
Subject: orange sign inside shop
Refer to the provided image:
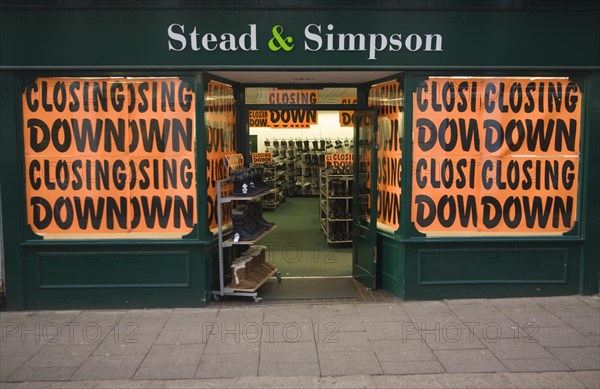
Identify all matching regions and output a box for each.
[411,77,581,235]
[339,97,357,127]
[251,152,273,164]
[23,77,197,237]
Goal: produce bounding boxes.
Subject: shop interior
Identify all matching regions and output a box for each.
[250,109,355,278]
[208,71,402,300]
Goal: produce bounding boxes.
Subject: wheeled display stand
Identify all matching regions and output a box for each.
[258,163,283,210]
[319,169,353,244]
[212,178,282,303]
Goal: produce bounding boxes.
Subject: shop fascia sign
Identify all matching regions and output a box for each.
[167,23,443,60]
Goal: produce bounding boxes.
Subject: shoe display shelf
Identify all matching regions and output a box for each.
[319,169,353,244]
[266,138,355,198]
[212,177,282,303]
[252,163,283,210]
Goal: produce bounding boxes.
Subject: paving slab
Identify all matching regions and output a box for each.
[25,312,128,345]
[482,337,555,360]
[71,354,145,380]
[577,296,600,309]
[533,297,600,318]
[356,303,411,322]
[133,365,198,380]
[260,341,318,364]
[6,366,77,382]
[502,358,570,372]
[0,357,29,381]
[379,360,445,375]
[467,318,527,340]
[258,362,320,377]
[504,310,567,328]
[404,301,453,316]
[195,353,259,379]
[1,381,98,389]
[214,308,264,323]
[310,304,359,319]
[203,337,260,355]
[2,296,600,387]
[506,371,586,388]
[318,351,382,376]
[263,306,312,323]
[373,374,443,388]
[22,344,96,368]
[434,349,506,373]
[371,339,436,362]
[314,330,372,353]
[140,343,204,367]
[0,337,45,358]
[548,347,600,370]
[315,315,365,332]
[561,315,600,337]
[363,321,419,341]
[434,372,515,388]
[570,370,600,389]
[92,335,156,355]
[421,325,486,350]
[532,326,595,348]
[261,321,315,343]
[315,375,377,388]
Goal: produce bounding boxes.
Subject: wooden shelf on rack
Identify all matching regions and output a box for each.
[224,262,278,292]
[326,239,353,244]
[223,225,278,247]
[221,188,277,203]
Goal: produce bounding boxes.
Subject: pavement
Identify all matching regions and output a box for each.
[0,295,598,388]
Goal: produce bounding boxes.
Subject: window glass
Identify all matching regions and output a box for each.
[411,77,581,236]
[369,80,403,232]
[205,80,237,232]
[23,77,196,239]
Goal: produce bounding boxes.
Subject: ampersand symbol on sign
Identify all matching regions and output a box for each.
[268,25,294,52]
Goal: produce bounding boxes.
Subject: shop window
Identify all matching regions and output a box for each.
[22,77,197,240]
[369,79,403,232]
[205,80,237,232]
[411,77,581,237]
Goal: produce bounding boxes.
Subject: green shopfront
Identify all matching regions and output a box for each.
[0,1,598,309]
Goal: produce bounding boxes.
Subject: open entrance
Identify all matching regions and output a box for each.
[208,71,403,302]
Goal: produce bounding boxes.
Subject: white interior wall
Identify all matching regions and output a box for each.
[251,111,353,152]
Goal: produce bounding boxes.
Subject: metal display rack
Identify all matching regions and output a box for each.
[212,179,281,303]
[260,164,283,210]
[319,169,353,244]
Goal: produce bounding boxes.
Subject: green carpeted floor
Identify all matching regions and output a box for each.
[259,197,352,277]
[259,278,357,300]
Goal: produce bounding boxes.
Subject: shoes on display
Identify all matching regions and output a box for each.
[232,208,263,241]
[247,201,274,227]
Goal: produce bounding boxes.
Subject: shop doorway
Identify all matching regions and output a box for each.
[208,71,403,298]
